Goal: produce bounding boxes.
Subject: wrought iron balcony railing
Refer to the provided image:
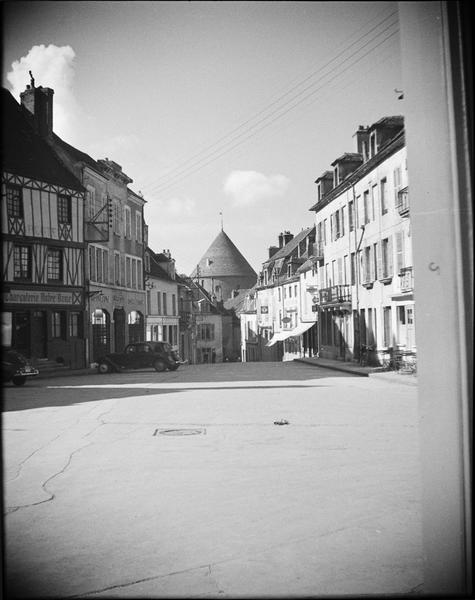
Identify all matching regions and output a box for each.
[319,284,351,306]
[396,186,409,217]
[399,266,414,292]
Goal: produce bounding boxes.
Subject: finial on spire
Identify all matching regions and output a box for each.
[29,71,35,88]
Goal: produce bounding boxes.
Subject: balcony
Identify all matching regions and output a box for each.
[312,241,324,262]
[396,186,409,217]
[399,266,414,292]
[319,284,352,308]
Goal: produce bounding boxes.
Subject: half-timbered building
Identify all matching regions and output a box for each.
[17,80,147,363]
[2,88,87,368]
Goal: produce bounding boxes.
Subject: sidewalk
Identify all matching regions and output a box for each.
[294,356,418,386]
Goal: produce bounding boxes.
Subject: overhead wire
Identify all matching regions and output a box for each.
[143,14,400,197]
[139,8,397,191]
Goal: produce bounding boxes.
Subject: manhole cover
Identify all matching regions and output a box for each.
[154,428,205,436]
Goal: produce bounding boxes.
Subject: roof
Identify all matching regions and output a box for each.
[191,229,257,279]
[262,227,315,267]
[1,88,84,191]
[51,132,104,175]
[223,288,251,312]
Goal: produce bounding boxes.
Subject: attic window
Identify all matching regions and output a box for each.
[369,132,377,158]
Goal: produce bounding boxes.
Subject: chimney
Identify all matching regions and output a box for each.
[20,84,54,138]
[268,245,279,259]
[353,125,369,160]
[283,231,294,246]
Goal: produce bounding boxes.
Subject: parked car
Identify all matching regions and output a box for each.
[97,341,181,374]
[2,349,39,386]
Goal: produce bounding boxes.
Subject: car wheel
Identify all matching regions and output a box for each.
[12,376,27,386]
[98,362,110,374]
[153,359,166,372]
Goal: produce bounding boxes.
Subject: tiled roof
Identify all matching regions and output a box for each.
[262,227,314,267]
[1,88,83,191]
[191,229,257,279]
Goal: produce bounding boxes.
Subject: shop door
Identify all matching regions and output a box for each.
[31,311,47,358]
[114,309,126,352]
[13,312,30,356]
[406,306,415,349]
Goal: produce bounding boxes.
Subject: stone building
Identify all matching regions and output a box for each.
[191,228,257,302]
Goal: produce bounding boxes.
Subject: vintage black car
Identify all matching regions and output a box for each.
[2,349,39,386]
[97,341,181,374]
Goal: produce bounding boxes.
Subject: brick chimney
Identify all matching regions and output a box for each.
[353,125,369,161]
[20,83,54,138]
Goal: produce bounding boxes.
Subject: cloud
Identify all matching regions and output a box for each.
[223,170,290,206]
[6,44,79,139]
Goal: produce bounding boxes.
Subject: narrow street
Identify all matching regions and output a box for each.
[3,362,423,598]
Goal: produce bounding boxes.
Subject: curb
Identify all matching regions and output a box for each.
[294,358,372,377]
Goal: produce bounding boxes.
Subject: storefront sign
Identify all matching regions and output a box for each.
[260,306,269,314]
[3,289,82,305]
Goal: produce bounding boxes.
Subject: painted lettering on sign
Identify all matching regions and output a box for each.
[3,290,82,305]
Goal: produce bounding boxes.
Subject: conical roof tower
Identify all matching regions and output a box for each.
[191,229,257,302]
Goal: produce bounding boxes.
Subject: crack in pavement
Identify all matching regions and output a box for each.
[5,441,93,514]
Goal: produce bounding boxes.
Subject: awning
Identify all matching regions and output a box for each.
[266,322,316,346]
[288,321,316,337]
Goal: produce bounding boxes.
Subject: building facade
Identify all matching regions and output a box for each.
[2,88,87,369]
[18,80,147,363]
[309,116,415,365]
[144,248,179,350]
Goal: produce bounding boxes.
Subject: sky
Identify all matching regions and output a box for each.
[2,1,403,276]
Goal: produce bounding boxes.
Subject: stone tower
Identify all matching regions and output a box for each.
[191,229,257,303]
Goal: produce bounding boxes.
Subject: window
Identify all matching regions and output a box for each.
[371,185,378,218]
[86,186,95,220]
[6,184,23,218]
[349,201,355,231]
[363,247,372,283]
[380,178,388,214]
[172,294,176,315]
[372,243,378,281]
[356,196,361,227]
[323,219,328,244]
[393,167,402,205]
[198,323,215,341]
[137,259,142,289]
[52,311,66,339]
[135,210,142,242]
[124,206,131,239]
[96,248,102,283]
[163,292,167,315]
[120,255,125,286]
[114,252,120,284]
[57,195,71,224]
[132,259,137,289]
[13,245,31,280]
[363,190,371,224]
[344,255,349,284]
[102,250,108,284]
[350,253,356,285]
[157,292,161,315]
[337,258,343,284]
[395,230,405,272]
[47,248,62,281]
[278,288,281,301]
[89,247,96,281]
[69,312,82,338]
[113,200,121,234]
[289,286,292,298]
[340,206,345,236]
[294,285,297,297]
[126,257,131,287]
[381,237,393,279]
[383,306,392,347]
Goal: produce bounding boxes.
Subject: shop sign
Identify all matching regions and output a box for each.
[3,289,82,305]
[260,306,268,314]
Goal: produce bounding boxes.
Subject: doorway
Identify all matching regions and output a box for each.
[31,311,47,358]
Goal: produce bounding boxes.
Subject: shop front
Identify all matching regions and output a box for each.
[2,286,86,369]
[88,287,146,362]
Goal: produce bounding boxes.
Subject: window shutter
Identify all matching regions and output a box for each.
[395,230,403,272]
[330,214,334,241]
[362,248,367,282]
[341,207,345,236]
[388,236,394,275]
[376,241,382,279]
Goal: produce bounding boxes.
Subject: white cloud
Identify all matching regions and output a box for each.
[6,44,79,139]
[223,170,290,206]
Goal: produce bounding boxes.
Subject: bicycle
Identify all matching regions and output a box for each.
[359,344,374,367]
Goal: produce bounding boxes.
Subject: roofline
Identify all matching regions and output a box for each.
[309,130,405,212]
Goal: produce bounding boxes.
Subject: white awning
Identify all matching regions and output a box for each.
[288,321,316,337]
[266,330,290,346]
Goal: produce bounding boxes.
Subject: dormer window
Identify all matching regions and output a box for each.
[369,132,377,157]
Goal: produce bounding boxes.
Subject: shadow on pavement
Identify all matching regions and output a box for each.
[2,361,350,413]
